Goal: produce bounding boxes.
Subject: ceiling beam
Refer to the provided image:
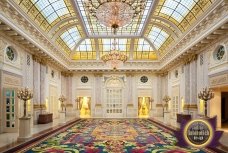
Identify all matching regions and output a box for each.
[153,16,182,36]
[152,22,178,39]
[52,23,77,40]
[70,0,89,36]
[141,0,159,36]
[48,16,77,36]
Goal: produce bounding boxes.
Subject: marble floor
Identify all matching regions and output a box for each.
[0,116,227,152]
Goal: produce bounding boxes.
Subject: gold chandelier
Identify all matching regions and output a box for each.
[85,0,146,69]
[101,38,128,69]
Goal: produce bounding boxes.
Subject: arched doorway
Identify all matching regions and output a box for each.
[105,77,124,118]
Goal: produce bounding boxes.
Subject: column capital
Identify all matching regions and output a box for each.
[156,71,168,77]
[126,73,134,77]
[61,71,73,77]
[32,55,41,63]
[94,73,103,77]
[184,53,197,65]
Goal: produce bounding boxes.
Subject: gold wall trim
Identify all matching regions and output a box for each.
[183,104,198,110]
[95,104,102,107]
[66,103,73,107]
[156,104,163,107]
[127,104,134,107]
[33,104,46,110]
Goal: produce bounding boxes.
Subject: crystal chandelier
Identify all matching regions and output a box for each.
[85,0,146,29]
[85,0,145,69]
[101,38,128,69]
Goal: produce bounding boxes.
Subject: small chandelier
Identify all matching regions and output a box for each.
[101,39,128,69]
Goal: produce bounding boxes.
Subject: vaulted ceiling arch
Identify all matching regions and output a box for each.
[48,16,78,36]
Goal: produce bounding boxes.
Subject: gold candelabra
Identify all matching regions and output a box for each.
[163,95,171,111]
[17,87,33,117]
[58,95,66,111]
[198,87,214,117]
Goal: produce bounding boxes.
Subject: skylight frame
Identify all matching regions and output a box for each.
[133,38,157,60]
[72,39,96,60]
[75,0,154,36]
[98,38,131,58]
[15,0,76,32]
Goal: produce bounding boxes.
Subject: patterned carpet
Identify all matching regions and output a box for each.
[22,119,214,153]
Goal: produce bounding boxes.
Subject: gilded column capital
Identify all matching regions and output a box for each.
[94,73,103,77]
[61,71,73,77]
[126,73,134,77]
[40,59,47,65]
[156,71,168,77]
[32,55,41,63]
[184,54,197,65]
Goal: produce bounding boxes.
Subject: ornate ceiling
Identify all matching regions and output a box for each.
[11,0,215,62]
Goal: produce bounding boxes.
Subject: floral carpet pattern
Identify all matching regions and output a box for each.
[23,119,214,153]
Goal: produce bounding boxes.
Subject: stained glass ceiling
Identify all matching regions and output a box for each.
[14,0,214,60]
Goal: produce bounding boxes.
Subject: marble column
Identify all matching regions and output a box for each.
[40,61,47,111]
[155,74,163,117]
[32,57,40,105]
[94,73,102,117]
[61,74,67,97]
[126,74,136,117]
[189,58,198,118]
[184,63,190,114]
[67,75,73,103]
[126,74,133,104]
[32,56,41,124]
